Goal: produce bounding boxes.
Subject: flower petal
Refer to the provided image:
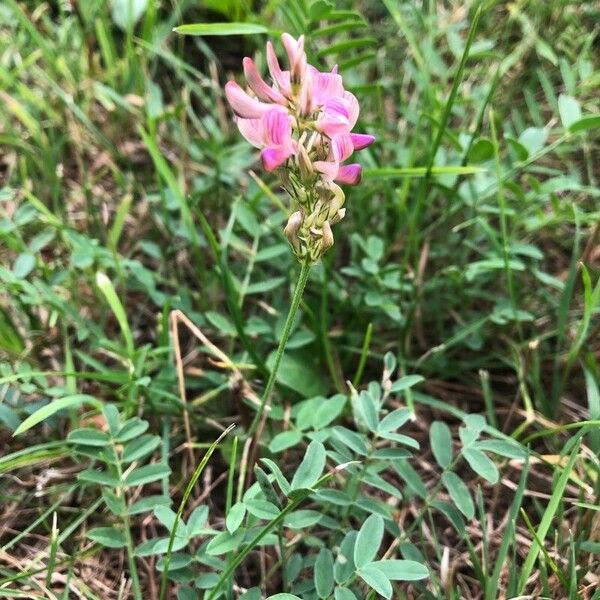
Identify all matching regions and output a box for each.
[332,134,354,162]
[281,33,306,82]
[335,163,362,185]
[236,117,263,148]
[263,108,293,147]
[266,41,291,94]
[313,160,339,180]
[350,133,375,151]
[309,65,344,106]
[261,146,293,171]
[243,57,286,104]
[343,91,360,128]
[225,81,270,118]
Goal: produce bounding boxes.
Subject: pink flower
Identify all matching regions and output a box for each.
[236,108,296,172]
[317,91,360,137]
[224,33,374,184]
[313,133,369,186]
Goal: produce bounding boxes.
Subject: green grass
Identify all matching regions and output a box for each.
[0,0,599,598]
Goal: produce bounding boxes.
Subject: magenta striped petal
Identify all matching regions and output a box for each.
[332,134,354,162]
[263,108,292,147]
[313,160,340,179]
[243,58,286,104]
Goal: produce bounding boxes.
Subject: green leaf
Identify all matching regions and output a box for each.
[206,529,245,555]
[334,589,358,600]
[226,502,246,533]
[473,440,527,459]
[121,434,161,463]
[67,428,110,447]
[378,408,412,433]
[369,559,429,580]
[111,0,147,30]
[290,440,326,490]
[14,395,102,436]
[130,495,171,515]
[468,138,494,162]
[12,253,36,278]
[78,469,120,487]
[442,472,474,519]
[558,94,582,129]
[358,564,392,599]
[205,311,237,337]
[266,595,302,600]
[462,448,499,483]
[266,352,328,398]
[314,548,334,598]
[174,23,268,36]
[569,114,600,133]
[269,430,302,453]
[244,499,279,520]
[87,527,126,548]
[332,426,368,455]
[390,375,425,392]
[116,418,149,442]
[103,404,121,435]
[430,421,453,468]
[354,514,384,569]
[96,272,134,357]
[518,127,546,156]
[363,166,483,179]
[124,464,171,487]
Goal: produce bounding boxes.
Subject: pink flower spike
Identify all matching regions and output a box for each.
[336,164,362,185]
[350,133,375,151]
[261,147,292,171]
[225,81,270,119]
[266,41,291,94]
[243,58,287,104]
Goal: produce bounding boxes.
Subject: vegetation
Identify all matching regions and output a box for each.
[0,1,599,598]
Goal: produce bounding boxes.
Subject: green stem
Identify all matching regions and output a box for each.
[110,439,142,600]
[247,258,312,437]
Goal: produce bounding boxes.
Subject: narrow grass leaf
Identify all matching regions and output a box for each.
[14,395,101,436]
[518,438,582,592]
[174,23,268,36]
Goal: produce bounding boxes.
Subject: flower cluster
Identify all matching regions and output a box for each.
[225,33,374,263]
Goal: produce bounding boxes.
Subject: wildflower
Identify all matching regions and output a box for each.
[224,33,374,262]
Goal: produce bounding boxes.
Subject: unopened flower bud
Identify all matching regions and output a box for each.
[331,208,346,224]
[321,221,334,251]
[284,211,303,251]
[297,143,313,180]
